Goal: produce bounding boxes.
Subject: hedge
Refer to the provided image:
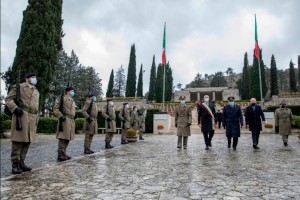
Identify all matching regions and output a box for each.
[1,120,12,130]
[293,116,300,128]
[37,117,58,134]
[145,109,161,133]
[264,105,300,116]
[75,118,85,133]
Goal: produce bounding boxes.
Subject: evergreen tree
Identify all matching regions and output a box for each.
[148,55,156,101]
[136,64,144,97]
[155,64,164,103]
[106,69,114,97]
[186,73,208,88]
[289,60,297,92]
[125,44,136,97]
[114,65,126,97]
[250,48,267,100]
[298,55,300,90]
[210,71,227,87]
[165,62,173,101]
[270,55,279,96]
[3,0,63,109]
[241,52,250,99]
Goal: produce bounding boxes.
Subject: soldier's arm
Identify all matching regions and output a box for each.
[53,97,63,118]
[175,107,178,124]
[102,107,109,119]
[188,107,192,124]
[118,110,124,121]
[5,85,18,113]
[82,101,91,118]
[239,107,243,126]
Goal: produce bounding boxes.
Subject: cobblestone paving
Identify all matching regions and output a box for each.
[1,133,300,200]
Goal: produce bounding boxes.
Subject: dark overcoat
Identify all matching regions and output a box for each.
[245,105,265,132]
[197,102,216,132]
[222,104,243,137]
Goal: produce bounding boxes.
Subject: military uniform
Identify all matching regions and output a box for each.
[275,105,293,146]
[53,94,76,161]
[82,99,98,154]
[102,101,116,148]
[137,109,146,140]
[131,108,138,130]
[5,73,39,174]
[118,103,130,144]
[175,103,192,149]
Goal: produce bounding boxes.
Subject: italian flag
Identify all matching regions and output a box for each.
[162,22,166,65]
[254,14,259,59]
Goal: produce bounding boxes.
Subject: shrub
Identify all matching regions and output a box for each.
[293,116,300,128]
[264,123,273,128]
[37,117,58,134]
[75,118,85,133]
[145,109,161,133]
[127,128,137,137]
[0,113,10,121]
[1,120,12,130]
[157,124,164,129]
[264,105,300,116]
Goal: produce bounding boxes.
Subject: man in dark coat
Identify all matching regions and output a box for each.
[197,95,216,150]
[245,98,265,149]
[223,96,243,151]
[216,110,223,129]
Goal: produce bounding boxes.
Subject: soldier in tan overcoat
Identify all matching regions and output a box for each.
[5,73,39,174]
[53,85,76,161]
[175,95,192,149]
[130,106,138,130]
[137,107,146,140]
[275,100,293,146]
[118,103,130,144]
[102,99,116,148]
[82,94,98,154]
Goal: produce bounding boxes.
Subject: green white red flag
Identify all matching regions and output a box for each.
[162,22,166,65]
[254,14,259,59]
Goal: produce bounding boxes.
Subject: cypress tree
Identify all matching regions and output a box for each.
[125,44,136,97]
[136,64,143,97]
[3,0,63,108]
[289,60,297,92]
[270,55,279,96]
[148,55,156,101]
[241,52,250,99]
[106,69,114,97]
[165,62,173,101]
[155,64,163,103]
[298,55,300,90]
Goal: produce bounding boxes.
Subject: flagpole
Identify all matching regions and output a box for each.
[258,53,264,109]
[162,22,166,112]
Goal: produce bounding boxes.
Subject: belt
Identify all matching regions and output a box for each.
[65,114,74,119]
[22,106,38,114]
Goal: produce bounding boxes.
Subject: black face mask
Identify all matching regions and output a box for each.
[281,105,286,108]
[251,103,256,106]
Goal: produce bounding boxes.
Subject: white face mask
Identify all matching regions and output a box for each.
[180,100,185,104]
[204,98,209,102]
[125,105,129,108]
[109,101,114,106]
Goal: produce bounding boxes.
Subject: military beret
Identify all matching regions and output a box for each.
[86,94,94,98]
[227,96,235,101]
[179,95,186,100]
[25,73,36,79]
[65,86,74,92]
[123,102,128,105]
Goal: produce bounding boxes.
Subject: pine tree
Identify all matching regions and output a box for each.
[114,65,126,97]
[270,55,279,96]
[250,48,267,100]
[289,60,297,92]
[241,52,250,99]
[125,44,136,97]
[136,64,143,97]
[210,72,227,87]
[106,69,114,97]
[148,55,156,101]
[3,0,63,109]
[155,64,164,103]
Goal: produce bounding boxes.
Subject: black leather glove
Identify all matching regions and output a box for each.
[187,123,191,126]
[106,118,112,122]
[60,116,66,122]
[175,123,177,127]
[87,117,93,123]
[131,124,134,127]
[13,107,23,116]
[275,126,279,133]
[223,126,226,129]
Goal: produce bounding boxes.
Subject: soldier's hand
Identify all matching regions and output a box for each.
[175,123,177,127]
[13,107,23,116]
[87,117,93,123]
[187,123,191,126]
[131,124,134,127]
[223,126,226,129]
[60,116,66,122]
[106,118,112,122]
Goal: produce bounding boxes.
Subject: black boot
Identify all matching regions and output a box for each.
[183,137,188,149]
[65,153,71,160]
[89,149,95,154]
[121,140,128,144]
[20,160,32,172]
[233,137,238,151]
[227,137,231,148]
[12,162,22,174]
[139,137,144,140]
[84,148,92,154]
[105,142,114,149]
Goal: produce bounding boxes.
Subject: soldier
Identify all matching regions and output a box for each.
[118,103,130,144]
[175,95,192,149]
[131,105,138,130]
[223,96,243,151]
[102,99,116,148]
[197,95,216,150]
[275,100,293,146]
[137,107,146,140]
[82,94,98,154]
[5,73,39,174]
[53,84,76,161]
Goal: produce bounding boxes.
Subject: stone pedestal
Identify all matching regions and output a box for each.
[263,112,275,133]
[153,113,172,134]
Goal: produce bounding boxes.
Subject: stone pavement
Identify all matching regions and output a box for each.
[1,133,300,200]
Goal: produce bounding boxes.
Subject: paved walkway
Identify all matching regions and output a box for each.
[1,133,300,199]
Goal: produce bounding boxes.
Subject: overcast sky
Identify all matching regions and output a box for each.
[1,0,299,96]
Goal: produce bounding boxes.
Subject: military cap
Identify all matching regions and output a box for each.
[65,86,74,92]
[179,95,186,100]
[123,102,128,105]
[227,96,235,101]
[86,93,94,98]
[25,73,36,79]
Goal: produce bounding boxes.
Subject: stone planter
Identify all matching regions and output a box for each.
[127,128,138,142]
[265,128,273,134]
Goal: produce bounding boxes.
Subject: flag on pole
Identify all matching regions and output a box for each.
[254,14,259,59]
[162,22,166,64]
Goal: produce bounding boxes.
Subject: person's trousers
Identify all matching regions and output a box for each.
[139,131,144,137]
[11,142,31,162]
[84,133,94,150]
[58,139,70,156]
[105,132,114,143]
[218,121,222,129]
[251,131,260,145]
[227,137,238,148]
[121,128,128,141]
[282,135,288,143]
[203,131,214,146]
[177,136,188,148]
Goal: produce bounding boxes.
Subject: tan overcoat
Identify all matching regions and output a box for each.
[102,105,116,133]
[118,107,131,129]
[130,110,138,130]
[53,95,76,140]
[5,83,39,142]
[82,101,98,134]
[275,107,293,136]
[175,104,192,136]
[137,110,146,132]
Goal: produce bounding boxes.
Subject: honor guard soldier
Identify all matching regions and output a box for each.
[175,95,192,149]
[275,100,293,146]
[82,94,98,154]
[137,106,146,140]
[131,105,138,130]
[102,99,116,148]
[119,103,130,144]
[5,73,39,174]
[53,84,76,161]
